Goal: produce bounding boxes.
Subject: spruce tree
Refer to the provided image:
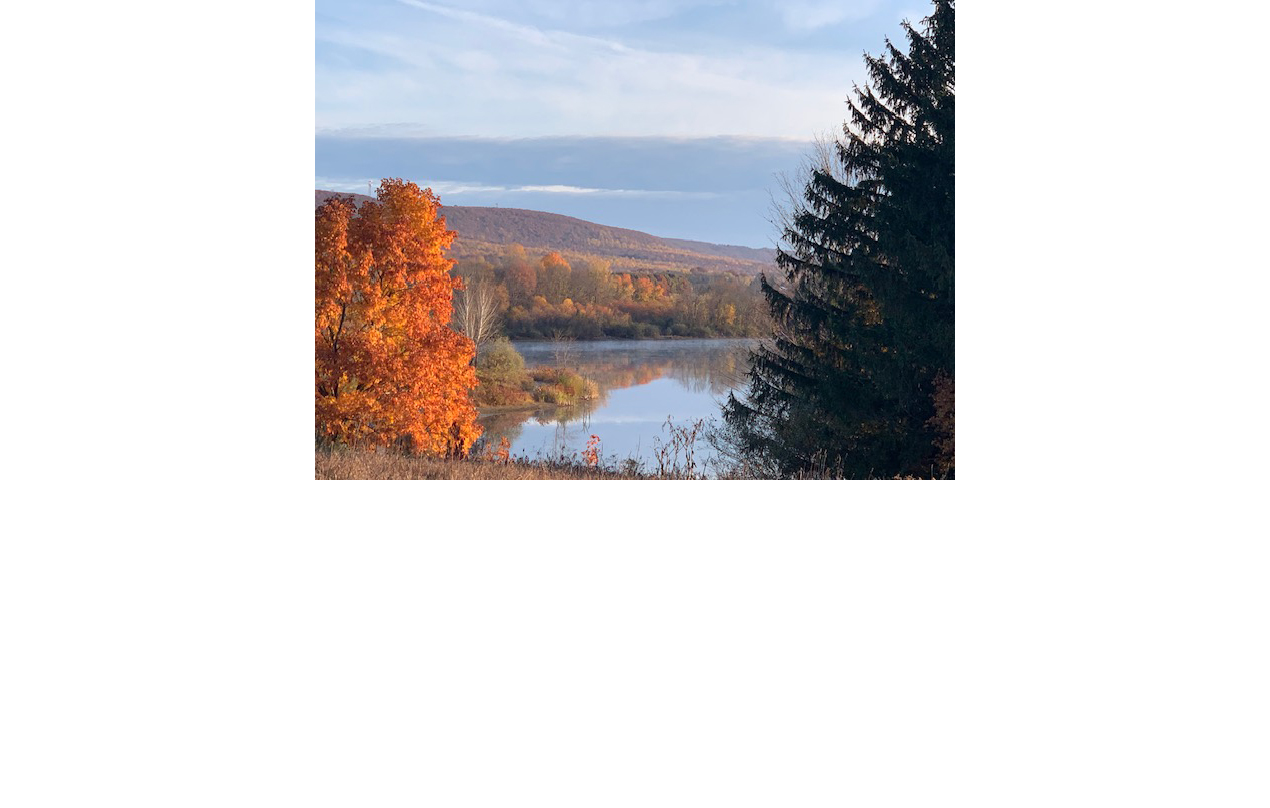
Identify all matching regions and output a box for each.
[721,0,954,479]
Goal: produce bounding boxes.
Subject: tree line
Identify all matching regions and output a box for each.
[452,246,770,344]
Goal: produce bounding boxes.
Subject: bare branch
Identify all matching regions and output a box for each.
[454,280,502,349]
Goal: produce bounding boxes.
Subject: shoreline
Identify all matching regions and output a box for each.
[476,399,591,419]
[509,335,759,344]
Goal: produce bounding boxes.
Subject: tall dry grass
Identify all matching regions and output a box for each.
[317,416,748,480]
[315,448,646,480]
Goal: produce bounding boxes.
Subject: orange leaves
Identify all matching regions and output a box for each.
[540,251,570,272]
[582,434,601,467]
[504,259,537,305]
[483,435,512,465]
[631,276,667,303]
[538,251,573,304]
[316,179,480,456]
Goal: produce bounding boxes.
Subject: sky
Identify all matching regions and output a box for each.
[316,0,931,246]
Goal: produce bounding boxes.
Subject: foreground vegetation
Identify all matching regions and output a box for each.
[314,444,948,480]
[315,447,644,480]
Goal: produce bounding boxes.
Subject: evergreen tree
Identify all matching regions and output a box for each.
[721,0,954,479]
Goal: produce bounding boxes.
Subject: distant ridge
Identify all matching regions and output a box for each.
[316,190,775,275]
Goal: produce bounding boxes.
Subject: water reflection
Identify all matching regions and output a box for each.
[476,339,755,468]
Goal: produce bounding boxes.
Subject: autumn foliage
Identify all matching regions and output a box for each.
[315,179,480,455]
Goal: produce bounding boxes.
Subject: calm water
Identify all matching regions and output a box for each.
[476,339,756,472]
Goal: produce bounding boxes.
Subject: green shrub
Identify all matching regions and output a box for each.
[476,338,527,385]
[559,371,586,399]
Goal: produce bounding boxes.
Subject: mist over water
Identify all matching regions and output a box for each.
[477,339,756,473]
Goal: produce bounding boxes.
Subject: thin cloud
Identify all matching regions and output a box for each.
[437,0,730,29]
[396,0,632,53]
[317,0,868,137]
[513,184,721,198]
[774,0,882,31]
[317,176,722,199]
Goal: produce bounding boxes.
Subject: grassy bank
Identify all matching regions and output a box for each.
[315,448,647,480]
[314,445,940,480]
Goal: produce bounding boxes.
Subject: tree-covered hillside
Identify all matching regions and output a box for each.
[315,191,775,275]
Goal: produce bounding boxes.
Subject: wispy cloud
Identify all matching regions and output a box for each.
[316,0,878,137]
[396,0,633,53]
[314,0,914,244]
[510,184,722,198]
[772,0,883,31]
[317,176,722,199]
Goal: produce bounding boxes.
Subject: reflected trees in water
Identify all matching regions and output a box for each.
[475,339,756,467]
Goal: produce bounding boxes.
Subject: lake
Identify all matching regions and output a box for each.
[476,339,756,474]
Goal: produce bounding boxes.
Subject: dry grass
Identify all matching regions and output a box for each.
[317,415,744,480]
[315,448,647,480]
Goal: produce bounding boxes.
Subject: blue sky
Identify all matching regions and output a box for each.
[316,0,930,246]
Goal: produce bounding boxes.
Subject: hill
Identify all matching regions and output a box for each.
[316,190,774,276]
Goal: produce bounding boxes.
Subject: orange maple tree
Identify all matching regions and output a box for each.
[316,178,480,455]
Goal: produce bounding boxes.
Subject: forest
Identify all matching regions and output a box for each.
[451,246,770,341]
